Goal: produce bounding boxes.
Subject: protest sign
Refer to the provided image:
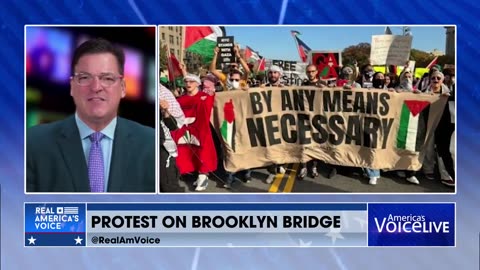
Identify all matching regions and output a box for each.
[217,36,235,64]
[371,35,413,66]
[269,59,308,86]
[309,51,341,80]
[212,87,446,172]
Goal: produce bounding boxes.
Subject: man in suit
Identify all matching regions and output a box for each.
[27,38,155,192]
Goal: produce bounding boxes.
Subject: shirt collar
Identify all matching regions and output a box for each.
[75,113,117,140]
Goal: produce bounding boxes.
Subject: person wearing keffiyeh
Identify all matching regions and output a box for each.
[159,84,185,192]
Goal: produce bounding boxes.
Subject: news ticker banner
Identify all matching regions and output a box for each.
[24,203,455,247]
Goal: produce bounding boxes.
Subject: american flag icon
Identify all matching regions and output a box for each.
[62,207,79,215]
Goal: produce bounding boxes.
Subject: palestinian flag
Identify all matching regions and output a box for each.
[426,56,439,69]
[244,46,260,63]
[397,100,430,152]
[257,57,266,72]
[220,99,235,152]
[291,30,311,63]
[184,26,225,64]
[167,50,182,82]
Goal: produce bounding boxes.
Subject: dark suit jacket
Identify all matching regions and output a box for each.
[27,116,155,192]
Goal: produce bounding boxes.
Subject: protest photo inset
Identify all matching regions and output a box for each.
[159,25,455,193]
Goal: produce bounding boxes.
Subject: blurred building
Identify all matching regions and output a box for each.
[159,26,204,74]
[445,26,455,58]
[159,26,183,62]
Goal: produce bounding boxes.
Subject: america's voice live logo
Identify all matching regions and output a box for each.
[368,203,455,246]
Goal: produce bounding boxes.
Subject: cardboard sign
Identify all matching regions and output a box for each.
[217,36,235,64]
[309,51,341,80]
[371,35,413,66]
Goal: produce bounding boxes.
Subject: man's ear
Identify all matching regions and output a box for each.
[121,79,126,98]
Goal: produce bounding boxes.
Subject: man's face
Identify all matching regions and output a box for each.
[229,73,241,89]
[184,80,199,93]
[430,74,444,87]
[70,53,125,125]
[268,71,281,83]
[444,74,454,85]
[306,67,318,80]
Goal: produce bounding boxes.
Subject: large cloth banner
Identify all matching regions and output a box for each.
[212,87,447,172]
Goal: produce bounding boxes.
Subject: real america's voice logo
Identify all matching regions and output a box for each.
[34,206,80,230]
[368,203,455,246]
[25,203,86,246]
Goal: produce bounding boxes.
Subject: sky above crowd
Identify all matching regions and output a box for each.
[225,26,449,61]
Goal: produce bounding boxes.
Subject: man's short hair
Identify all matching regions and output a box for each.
[229,69,242,77]
[71,38,125,75]
[443,68,455,77]
[306,64,317,71]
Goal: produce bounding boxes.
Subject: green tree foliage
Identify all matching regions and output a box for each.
[342,43,455,68]
[342,43,371,67]
[438,55,455,66]
[410,49,432,67]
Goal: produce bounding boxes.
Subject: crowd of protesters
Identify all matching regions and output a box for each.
[159,46,455,192]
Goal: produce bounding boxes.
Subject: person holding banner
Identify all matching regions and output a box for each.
[394,67,425,185]
[262,65,286,87]
[215,69,253,189]
[372,72,395,91]
[396,67,415,92]
[298,64,337,180]
[358,64,375,88]
[386,72,399,88]
[419,64,442,91]
[363,71,389,185]
[337,64,360,88]
[170,74,217,191]
[263,65,287,184]
[428,70,454,187]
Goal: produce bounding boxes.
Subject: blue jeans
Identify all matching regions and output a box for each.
[364,168,380,177]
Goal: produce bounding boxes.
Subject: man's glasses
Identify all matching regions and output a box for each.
[72,72,123,87]
[431,76,442,81]
[229,78,240,82]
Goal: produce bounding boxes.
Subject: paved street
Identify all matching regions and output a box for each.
[178,163,454,193]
